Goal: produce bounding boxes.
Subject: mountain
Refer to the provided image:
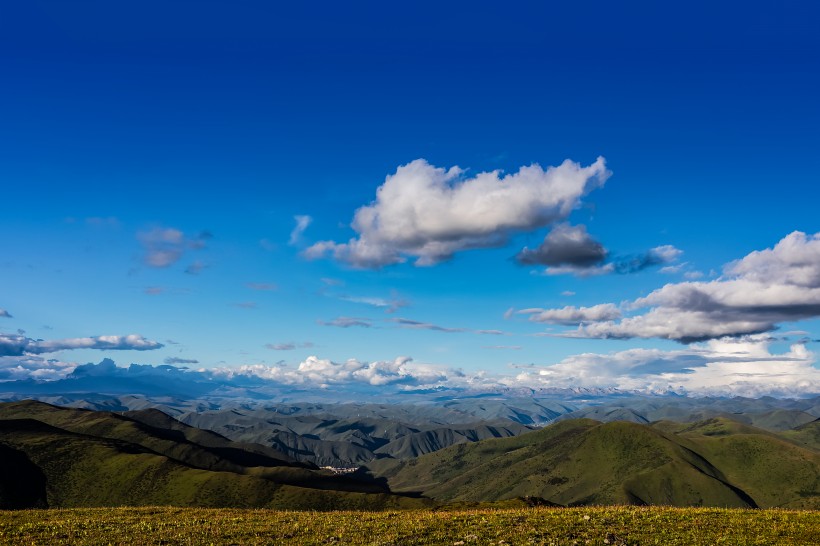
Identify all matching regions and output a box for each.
[178,405,534,466]
[369,418,820,509]
[0,401,429,510]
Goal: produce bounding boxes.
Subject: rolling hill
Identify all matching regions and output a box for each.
[0,401,428,510]
[369,418,820,508]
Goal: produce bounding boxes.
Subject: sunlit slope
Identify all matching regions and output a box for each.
[373,419,820,508]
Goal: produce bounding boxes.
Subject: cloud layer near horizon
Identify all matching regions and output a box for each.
[304,157,610,268]
[1,334,817,397]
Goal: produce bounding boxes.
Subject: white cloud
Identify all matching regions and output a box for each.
[213,355,451,388]
[568,232,820,342]
[518,304,621,325]
[511,335,820,397]
[289,215,312,245]
[0,333,164,356]
[4,337,818,396]
[0,355,77,382]
[0,309,11,318]
[304,157,610,268]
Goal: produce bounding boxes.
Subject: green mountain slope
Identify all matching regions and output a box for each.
[371,418,820,508]
[0,403,429,510]
[0,401,301,473]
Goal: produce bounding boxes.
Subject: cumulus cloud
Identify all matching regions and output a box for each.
[518,304,621,325]
[516,224,607,267]
[138,227,211,269]
[164,357,199,365]
[570,232,820,342]
[2,336,817,396]
[304,157,610,268]
[0,334,164,356]
[511,335,820,397]
[214,355,452,388]
[318,317,373,328]
[0,355,77,382]
[0,309,11,318]
[289,215,312,245]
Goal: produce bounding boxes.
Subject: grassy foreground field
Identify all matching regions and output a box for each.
[1,506,818,545]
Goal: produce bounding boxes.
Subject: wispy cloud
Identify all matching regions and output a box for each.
[335,292,409,313]
[265,341,316,351]
[0,309,11,318]
[391,318,508,336]
[391,318,466,333]
[289,215,312,245]
[184,260,208,275]
[138,227,212,269]
[318,316,373,328]
[304,157,610,268]
[144,286,165,296]
[164,357,199,365]
[246,282,278,291]
[232,302,258,310]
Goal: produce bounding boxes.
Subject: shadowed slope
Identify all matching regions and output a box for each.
[0,418,428,510]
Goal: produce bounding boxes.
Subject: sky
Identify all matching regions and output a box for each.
[1,1,820,397]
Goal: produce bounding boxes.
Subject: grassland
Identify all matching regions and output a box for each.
[0,506,818,545]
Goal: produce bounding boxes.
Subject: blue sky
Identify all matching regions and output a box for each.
[2,1,820,396]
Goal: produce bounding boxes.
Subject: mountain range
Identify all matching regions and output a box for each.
[1,395,818,510]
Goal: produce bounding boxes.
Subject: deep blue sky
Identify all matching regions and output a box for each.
[1,1,819,395]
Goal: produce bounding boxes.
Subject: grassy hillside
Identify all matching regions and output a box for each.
[0,403,431,511]
[0,506,817,545]
[371,418,820,508]
[0,400,301,471]
[0,418,428,510]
